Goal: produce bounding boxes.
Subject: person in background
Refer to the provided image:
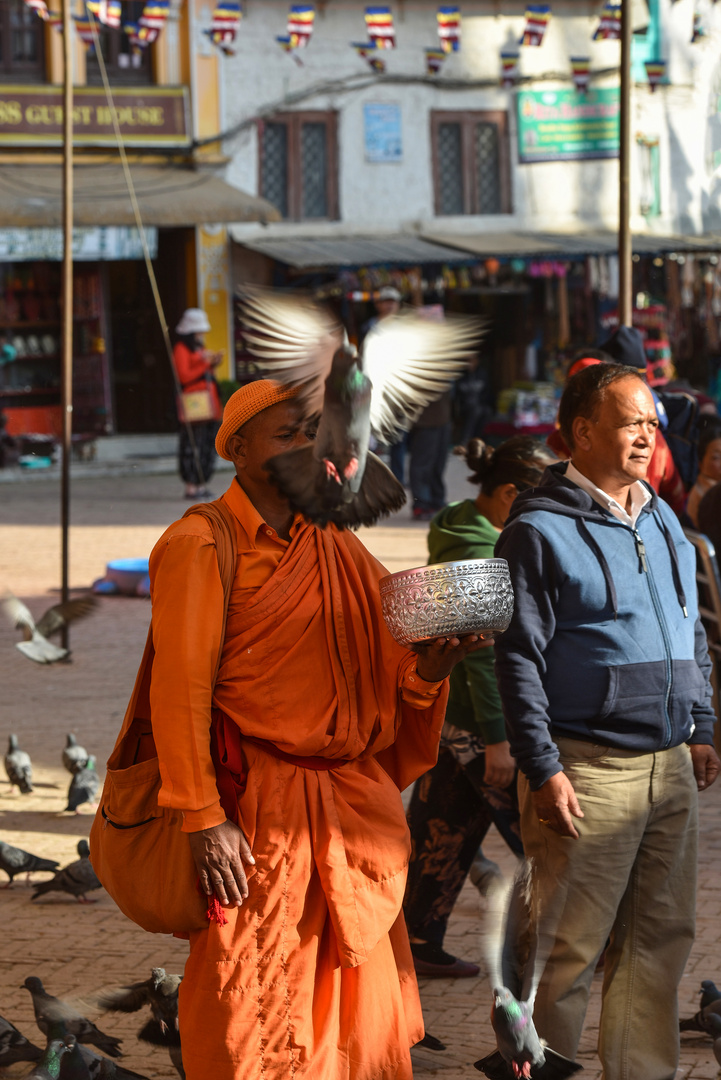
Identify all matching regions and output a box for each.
[686,419,721,527]
[360,286,407,484]
[407,392,454,521]
[404,435,552,977]
[697,481,721,553]
[174,308,224,500]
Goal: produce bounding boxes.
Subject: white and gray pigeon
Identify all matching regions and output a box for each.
[22,978,122,1059]
[95,969,184,1079]
[475,861,583,1080]
[0,840,59,887]
[62,734,89,776]
[237,287,482,527]
[0,1013,42,1066]
[5,733,33,793]
[31,840,102,904]
[2,593,97,664]
[65,757,100,813]
[25,1036,75,1080]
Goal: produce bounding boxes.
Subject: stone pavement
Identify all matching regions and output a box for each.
[1,459,720,1079]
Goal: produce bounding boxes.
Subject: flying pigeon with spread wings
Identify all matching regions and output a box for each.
[2,594,97,664]
[238,288,483,527]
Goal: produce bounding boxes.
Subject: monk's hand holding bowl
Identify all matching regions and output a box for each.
[412,633,494,684]
[188,819,256,907]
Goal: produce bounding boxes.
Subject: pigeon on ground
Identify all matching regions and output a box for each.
[475,861,582,1080]
[705,1013,721,1066]
[62,735,89,776]
[25,1036,75,1080]
[65,757,100,813]
[31,840,102,904]
[22,979,121,1058]
[57,1038,150,1080]
[701,980,721,1010]
[0,840,59,887]
[5,733,33,793]
[136,1020,184,1080]
[2,593,97,664]
[95,969,183,1078]
[0,1013,42,1066]
[680,979,721,1033]
[237,287,482,527]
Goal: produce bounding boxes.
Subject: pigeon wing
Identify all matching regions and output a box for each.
[238,287,344,416]
[2,594,36,640]
[36,596,97,639]
[363,312,483,444]
[93,982,152,1014]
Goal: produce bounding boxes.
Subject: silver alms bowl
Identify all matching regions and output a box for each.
[379,558,514,647]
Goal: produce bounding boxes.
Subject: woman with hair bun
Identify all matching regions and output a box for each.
[404,435,553,977]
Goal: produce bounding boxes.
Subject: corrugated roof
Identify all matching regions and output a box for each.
[231,234,476,267]
[421,230,721,258]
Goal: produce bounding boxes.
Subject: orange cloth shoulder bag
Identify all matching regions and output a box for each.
[89,499,237,935]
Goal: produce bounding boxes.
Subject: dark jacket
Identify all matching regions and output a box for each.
[494,462,715,790]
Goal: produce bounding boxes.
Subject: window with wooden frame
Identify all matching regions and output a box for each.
[431,111,512,216]
[0,0,45,80]
[85,0,152,86]
[259,112,338,222]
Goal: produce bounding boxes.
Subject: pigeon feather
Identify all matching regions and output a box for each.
[31,840,101,903]
[2,593,97,664]
[65,757,100,813]
[0,839,59,886]
[0,1013,43,1065]
[26,1036,74,1080]
[94,968,181,1037]
[62,734,89,776]
[23,979,121,1058]
[5,733,34,793]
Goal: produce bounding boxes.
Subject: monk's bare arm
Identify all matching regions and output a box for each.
[188,821,256,907]
[412,633,494,683]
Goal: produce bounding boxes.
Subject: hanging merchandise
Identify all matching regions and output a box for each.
[287,3,314,47]
[352,40,386,71]
[519,4,551,46]
[570,56,591,93]
[437,5,460,52]
[205,0,241,55]
[691,10,707,40]
[73,13,95,47]
[500,50,520,87]
[593,1,621,40]
[138,0,169,45]
[87,0,121,28]
[365,6,395,48]
[425,47,446,74]
[644,59,667,91]
[23,0,48,20]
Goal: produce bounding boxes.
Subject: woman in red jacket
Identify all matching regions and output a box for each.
[174,308,223,499]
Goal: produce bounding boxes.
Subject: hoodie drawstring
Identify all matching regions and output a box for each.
[578,519,619,621]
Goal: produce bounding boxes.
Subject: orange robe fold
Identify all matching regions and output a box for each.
[148,478,449,1080]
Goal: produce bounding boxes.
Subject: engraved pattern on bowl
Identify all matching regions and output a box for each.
[379,558,514,647]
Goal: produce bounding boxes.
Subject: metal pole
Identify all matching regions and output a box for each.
[60,0,73,650]
[618,0,633,326]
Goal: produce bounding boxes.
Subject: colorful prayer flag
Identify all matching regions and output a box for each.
[205,0,241,56]
[593,1,621,40]
[425,47,446,74]
[352,40,386,72]
[287,3,314,47]
[46,11,62,30]
[691,10,706,40]
[73,12,95,47]
[570,56,591,93]
[644,59,666,91]
[365,6,395,49]
[125,20,156,52]
[86,0,121,27]
[23,0,48,20]
[138,0,169,44]
[437,5,460,53]
[500,50,519,88]
[519,3,550,46]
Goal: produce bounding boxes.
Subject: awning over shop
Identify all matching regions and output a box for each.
[421,230,721,259]
[0,163,279,227]
[231,233,477,268]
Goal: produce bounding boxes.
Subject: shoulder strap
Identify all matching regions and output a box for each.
[182,498,238,685]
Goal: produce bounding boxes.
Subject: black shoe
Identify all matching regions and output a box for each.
[410,942,480,978]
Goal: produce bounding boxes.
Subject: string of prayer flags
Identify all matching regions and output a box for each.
[593,1,621,40]
[138,0,169,44]
[365,6,395,49]
[287,3,314,47]
[691,10,707,40]
[23,0,48,20]
[46,11,62,30]
[519,4,550,46]
[437,6,460,53]
[205,0,241,56]
[126,21,156,52]
[425,47,446,74]
[86,0,122,28]
[500,51,519,87]
[570,56,591,93]
[73,12,95,47]
[352,40,386,71]
[645,59,666,91]
[276,33,304,63]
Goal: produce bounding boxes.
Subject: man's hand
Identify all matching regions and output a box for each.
[531,772,584,839]
[689,743,721,791]
[412,633,494,683]
[188,819,255,907]
[484,740,516,789]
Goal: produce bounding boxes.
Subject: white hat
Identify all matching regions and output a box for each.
[378,286,401,302]
[175,308,211,335]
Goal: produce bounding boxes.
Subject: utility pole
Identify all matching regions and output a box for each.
[60,0,74,649]
[618,0,633,326]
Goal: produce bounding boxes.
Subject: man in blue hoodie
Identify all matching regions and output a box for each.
[494,362,719,1080]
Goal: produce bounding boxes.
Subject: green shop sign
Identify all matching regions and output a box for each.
[517,88,620,163]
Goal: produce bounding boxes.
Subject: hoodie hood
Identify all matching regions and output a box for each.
[427,499,500,564]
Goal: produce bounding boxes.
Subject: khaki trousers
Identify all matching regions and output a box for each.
[519,737,698,1080]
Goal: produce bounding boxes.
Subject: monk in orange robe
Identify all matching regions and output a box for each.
[148,380,490,1080]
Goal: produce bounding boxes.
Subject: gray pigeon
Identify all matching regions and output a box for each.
[475,861,582,1080]
[58,1040,150,1080]
[705,1013,721,1066]
[0,1013,42,1066]
[5,733,33,793]
[0,840,59,887]
[680,979,721,1033]
[95,968,183,1079]
[25,1036,74,1080]
[62,735,89,776]
[2,593,97,664]
[31,840,102,904]
[65,757,100,813]
[701,980,721,1010]
[22,979,121,1058]
[238,287,481,527]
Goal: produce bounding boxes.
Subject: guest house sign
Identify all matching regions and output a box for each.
[517,88,620,163]
[0,85,189,146]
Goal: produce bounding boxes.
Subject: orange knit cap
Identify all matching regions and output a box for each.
[215,379,300,461]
